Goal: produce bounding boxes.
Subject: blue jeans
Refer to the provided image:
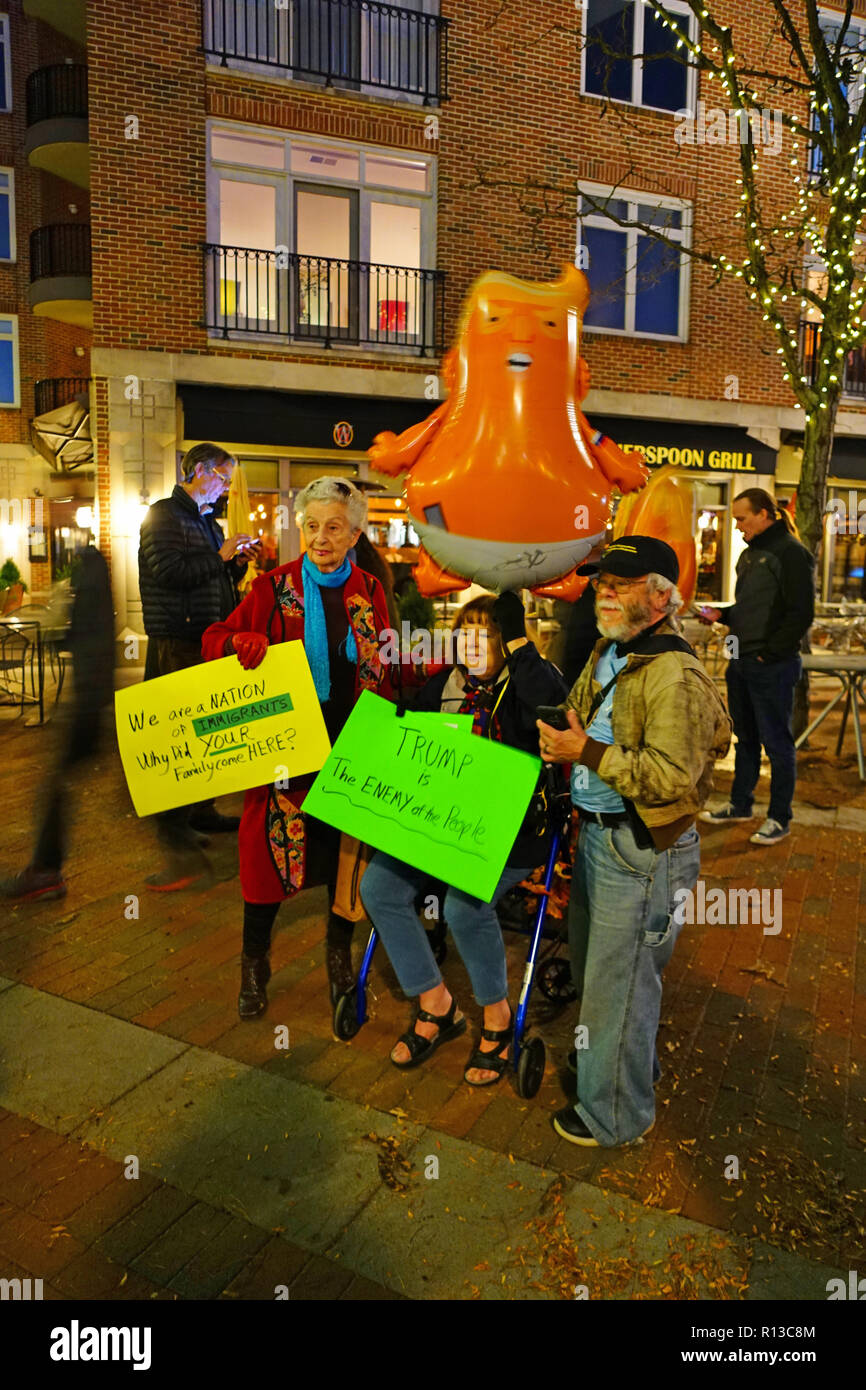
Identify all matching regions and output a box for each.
[567,821,701,1146]
[360,852,530,1006]
[726,654,801,827]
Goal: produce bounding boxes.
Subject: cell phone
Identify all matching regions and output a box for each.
[537,705,569,730]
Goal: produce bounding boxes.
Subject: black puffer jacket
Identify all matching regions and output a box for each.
[138,485,241,641]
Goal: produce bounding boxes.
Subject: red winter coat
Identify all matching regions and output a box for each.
[201,557,394,903]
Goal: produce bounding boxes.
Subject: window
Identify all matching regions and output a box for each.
[0,16,10,113]
[581,0,696,114]
[207,124,437,346]
[811,10,866,176]
[577,186,691,340]
[0,169,14,261]
[0,316,20,406]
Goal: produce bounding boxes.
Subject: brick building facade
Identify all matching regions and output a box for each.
[12,0,866,628]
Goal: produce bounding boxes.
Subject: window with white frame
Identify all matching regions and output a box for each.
[577,186,691,340]
[0,16,10,114]
[0,170,15,261]
[0,315,19,406]
[581,0,697,114]
[207,124,436,343]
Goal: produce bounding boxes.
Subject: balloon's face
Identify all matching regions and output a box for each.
[468,291,576,386]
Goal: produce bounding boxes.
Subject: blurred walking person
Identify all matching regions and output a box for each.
[1,542,115,901]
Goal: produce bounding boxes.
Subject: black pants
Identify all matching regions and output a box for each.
[146,636,212,840]
[33,706,102,871]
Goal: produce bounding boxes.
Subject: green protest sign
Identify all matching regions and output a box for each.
[304,691,541,901]
[414,712,473,735]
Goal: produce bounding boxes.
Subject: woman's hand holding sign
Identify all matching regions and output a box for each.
[231,631,269,670]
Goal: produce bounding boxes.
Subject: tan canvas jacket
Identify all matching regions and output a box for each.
[564,619,732,850]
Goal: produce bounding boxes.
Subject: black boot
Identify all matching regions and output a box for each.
[238,952,271,1020]
[326,913,355,1006]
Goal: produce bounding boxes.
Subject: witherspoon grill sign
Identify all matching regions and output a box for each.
[618,443,761,472]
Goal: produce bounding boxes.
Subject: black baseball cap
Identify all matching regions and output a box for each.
[578,536,679,585]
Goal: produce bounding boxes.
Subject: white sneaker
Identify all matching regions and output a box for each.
[749,818,789,846]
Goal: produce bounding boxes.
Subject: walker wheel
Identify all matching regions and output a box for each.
[517,1036,546,1099]
[537,958,577,1003]
[333,989,360,1041]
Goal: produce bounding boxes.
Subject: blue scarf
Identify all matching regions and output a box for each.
[302,553,357,702]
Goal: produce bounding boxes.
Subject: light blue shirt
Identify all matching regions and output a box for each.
[571,643,627,813]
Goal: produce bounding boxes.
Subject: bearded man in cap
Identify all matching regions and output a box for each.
[537,537,731,1148]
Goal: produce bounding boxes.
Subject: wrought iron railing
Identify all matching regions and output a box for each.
[202,0,448,104]
[25,64,88,124]
[34,377,91,415]
[204,243,445,352]
[800,318,866,398]
[30,224,92,280]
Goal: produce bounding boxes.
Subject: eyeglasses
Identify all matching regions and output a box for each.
[590,574,647,594]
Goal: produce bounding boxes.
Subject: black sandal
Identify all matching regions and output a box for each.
[390,994,466,1070]
[463,1008,514,1087]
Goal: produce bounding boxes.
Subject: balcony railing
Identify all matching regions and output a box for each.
[25,64,88,124]
[204,244,445,353]
[202,0,448,104]
[800,319,866,398]
[34,377,90,415]
[30,224,91,280]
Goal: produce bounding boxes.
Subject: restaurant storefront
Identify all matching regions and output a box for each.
[179,382,430,571]
[777,434,866,603]
[177,392,781,610]
[589,417,778,603]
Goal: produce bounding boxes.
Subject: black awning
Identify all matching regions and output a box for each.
[179,384,433,452]
[589,416,777,475]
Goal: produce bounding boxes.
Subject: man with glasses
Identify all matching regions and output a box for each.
[138,443,256,888]
[537,537,730,1147]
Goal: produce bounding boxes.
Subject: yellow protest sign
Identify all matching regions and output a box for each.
[115,641,331,816]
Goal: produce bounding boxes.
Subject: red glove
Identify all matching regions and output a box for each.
[232,631,268,670]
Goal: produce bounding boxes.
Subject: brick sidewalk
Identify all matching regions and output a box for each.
[0,1109,400,1300]
[1,695,864,1297]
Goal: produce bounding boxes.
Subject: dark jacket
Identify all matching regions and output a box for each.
[727,520,815,661]
[68,544,115,714]
[410,642,568,868]
[138,485,241,642]
[561,583,601,687]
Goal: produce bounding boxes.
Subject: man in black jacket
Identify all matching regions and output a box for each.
[699,488,815,846]
[138,443,254,884]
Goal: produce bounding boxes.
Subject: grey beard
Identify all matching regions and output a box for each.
[596,599,654,643]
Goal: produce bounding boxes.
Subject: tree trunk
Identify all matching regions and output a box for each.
[795,400,839,558]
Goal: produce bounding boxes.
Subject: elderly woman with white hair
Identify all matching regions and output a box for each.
[202,476,394,1020]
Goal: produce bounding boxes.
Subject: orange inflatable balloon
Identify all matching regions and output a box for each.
[613,465,698,609]
[369,264,649,597]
